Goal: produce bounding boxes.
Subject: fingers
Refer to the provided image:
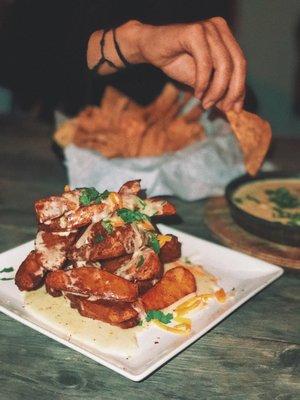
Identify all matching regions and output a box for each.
[201,21,233,110]
[185,24,213,98]
[210,17,247,112]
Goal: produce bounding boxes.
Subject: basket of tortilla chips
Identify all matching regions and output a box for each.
[54,83,272,200]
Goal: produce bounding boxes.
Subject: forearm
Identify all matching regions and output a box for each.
[87,20,146,74]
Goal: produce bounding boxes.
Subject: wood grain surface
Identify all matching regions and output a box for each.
[0,116,299,400]
[204,197,300,269]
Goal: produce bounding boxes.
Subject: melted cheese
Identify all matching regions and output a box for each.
[25,288,139,356]
[75,223,95,249]
[157,235,172,247]
[35,231,65,271]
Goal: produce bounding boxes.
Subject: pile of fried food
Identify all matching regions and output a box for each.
[54,84,205,158]
[15,180,198,329]
[54,83,272,176]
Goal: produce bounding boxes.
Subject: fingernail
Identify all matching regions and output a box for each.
[203,100,213,109]
[195,90,203,99]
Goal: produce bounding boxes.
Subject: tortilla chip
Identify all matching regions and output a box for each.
[145,83,180,123]
[138,121,168,157]
[226,110,272,176]
[166,117,205,152]
[54,83,206,157]
[53,119,77,148]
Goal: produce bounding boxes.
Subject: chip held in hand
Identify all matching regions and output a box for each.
[226,110,272,176]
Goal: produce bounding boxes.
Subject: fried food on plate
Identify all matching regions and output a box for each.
[159,234,182,264]
[17,180,207,329]
[68,223,145,262]
[226,110,272,176]
[15,251,46,291]
[45,267,138,302]
[141,266,196,311]
[119,179,141,195]
[67,294,139,328]
[114,247,162,282]
[35,230,77,271]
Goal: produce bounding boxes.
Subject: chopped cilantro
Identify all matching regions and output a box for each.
[94,234,105,244]
[287,215,300,226]
[137,255,144,268]
[79,187,110,206]
[117,208,148,224]
[101,220,114,234]
[137,198,146,209]
[246,195,260,204]
[0,267,14,274]
[146,310,173,324]
[234,197,243,204]
[0,277,14,281]
[147,233,160,254]
[266,187,299,208]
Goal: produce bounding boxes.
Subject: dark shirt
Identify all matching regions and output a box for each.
[0,0,232,117]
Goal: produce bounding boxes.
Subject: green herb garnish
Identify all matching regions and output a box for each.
[94,234,105,244]
[137,256,144,268]
[0,267,14,274]
[246,195,260,204]
[137,198,146,209]
[266,187,299,209]
[101,220,114,234]
[145,310,173,324]
[0,277,14,281]
[287,215,300,226]
[234,197,243,204]
[147,233,160,254]
[79,187,110,206]
[117,208,148,224]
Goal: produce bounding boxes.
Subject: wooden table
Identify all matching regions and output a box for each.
[0,115,299,400]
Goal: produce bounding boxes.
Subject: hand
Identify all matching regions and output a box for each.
[87,18,247,112]
[137,18,247,112]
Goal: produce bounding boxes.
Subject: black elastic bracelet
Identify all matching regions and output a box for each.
[92,29,119,72]
[112,28,132,68]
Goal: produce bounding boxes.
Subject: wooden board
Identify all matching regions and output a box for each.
[204,197,300,270]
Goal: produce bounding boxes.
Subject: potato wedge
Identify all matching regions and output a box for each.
[141,267,196,311]
[45,267,138,302]
[15,251,46,291]
[67,294,139,327]
[159,234,181,263]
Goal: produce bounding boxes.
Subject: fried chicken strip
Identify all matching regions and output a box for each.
[35,230,78,270]
[115,247,162,282]
[141,267,196,311]
[68,223,145,261]
[118,179,141,195]
[45,267,138,302]
[101,254,132,274]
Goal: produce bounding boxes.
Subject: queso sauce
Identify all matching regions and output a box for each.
[233,179,300,226]
[25,260,225,353]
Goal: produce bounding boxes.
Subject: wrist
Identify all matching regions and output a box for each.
[116,20,146,64]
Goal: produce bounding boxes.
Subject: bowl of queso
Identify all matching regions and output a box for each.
[226,172,300,246]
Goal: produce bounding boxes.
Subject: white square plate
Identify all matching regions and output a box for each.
[0,224,283,381]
